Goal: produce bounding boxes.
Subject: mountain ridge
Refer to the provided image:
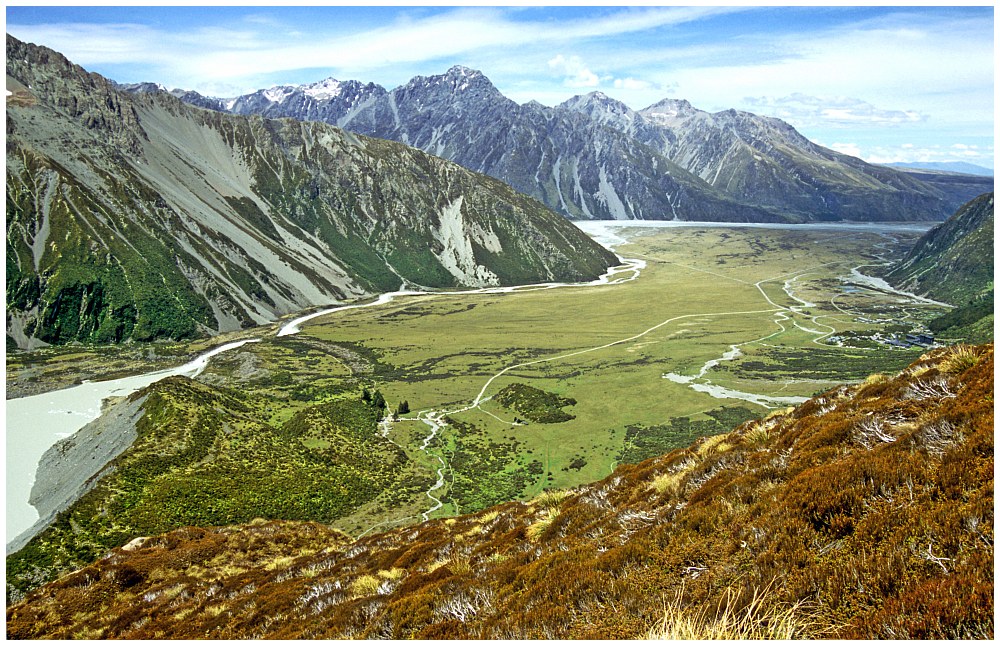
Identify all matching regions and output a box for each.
[155,66,990,223]
[5,36,618,348]
[883,192,994,343]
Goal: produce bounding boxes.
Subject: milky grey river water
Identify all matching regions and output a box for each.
[5,340,258,545]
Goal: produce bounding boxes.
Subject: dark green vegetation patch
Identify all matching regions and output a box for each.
[724,346,925,384]
[6,376,411,602]
[494,383,577,423]
[442,418,540,514]
[618,406,758,465]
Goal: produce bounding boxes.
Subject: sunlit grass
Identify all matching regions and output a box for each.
[647,583,837,640]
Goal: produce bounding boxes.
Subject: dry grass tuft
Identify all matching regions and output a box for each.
[647,584,835,640]
[696,434,731,457]
[377,568,406,581]
[478,510,500,524]
[742,421,771,448]
[349,575,381,597]
[940,344,982,374]
[530,489,572,510]
[526,511,558,541]
[264,555,297,571]
[863,373,890,386]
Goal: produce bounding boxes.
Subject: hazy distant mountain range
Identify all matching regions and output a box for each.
[6,36,617,348]
[884,161,993,177]
[136,67,991,223]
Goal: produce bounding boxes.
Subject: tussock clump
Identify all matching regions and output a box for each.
[530,488,572,510]
[742,421,772,447]
[648,584,835,640]
[349,575,381,597]
[940,344,982,374]
[863,372,890,386]
[525,510,559,542]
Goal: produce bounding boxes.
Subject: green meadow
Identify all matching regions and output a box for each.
[8,225,946,542]
[195,224,937,534]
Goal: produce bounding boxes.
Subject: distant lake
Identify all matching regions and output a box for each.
[574,219,937,235]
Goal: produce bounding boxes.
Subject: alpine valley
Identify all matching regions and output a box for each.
[6,35,617,349]
[4,33,994,640]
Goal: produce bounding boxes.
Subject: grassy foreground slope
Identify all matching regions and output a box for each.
[7,344,992,639]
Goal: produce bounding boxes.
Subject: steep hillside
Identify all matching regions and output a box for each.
[181,67,972,222]
[883,193,993,342]
[8,345,992,639]
[884,193,993,303]
[5,36,617,348]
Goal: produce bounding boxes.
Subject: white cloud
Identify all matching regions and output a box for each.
[829,142,863,158]
[7,6,743,93]
[820,141,994,168]
[548,54,599,88]
[744,93,926,128]
[6,5,990,160]
[613,77,652,91]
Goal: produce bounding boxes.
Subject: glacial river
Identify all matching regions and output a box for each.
[5,340,258,545]
[5,220,935,549]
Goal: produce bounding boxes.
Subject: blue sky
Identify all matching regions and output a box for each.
[5,4,994,169]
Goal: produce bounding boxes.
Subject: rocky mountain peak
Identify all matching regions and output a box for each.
[115,81,168,94]
[5,35,617,347]
[157,57,987,223]
[299,76,344,100]
[558,91,638,133]
[560,91,632,114]
[403,65,498,97]
[638,97,699,125]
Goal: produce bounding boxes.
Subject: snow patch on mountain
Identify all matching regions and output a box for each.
[302,78,343,101]
[263,86,296,104]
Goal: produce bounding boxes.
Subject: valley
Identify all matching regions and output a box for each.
[7,222,952,562]
[4,9,992,637]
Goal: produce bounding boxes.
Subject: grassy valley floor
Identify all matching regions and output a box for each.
[8,224,962,600]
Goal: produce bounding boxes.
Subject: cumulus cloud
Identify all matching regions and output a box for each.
[548,54,600,88]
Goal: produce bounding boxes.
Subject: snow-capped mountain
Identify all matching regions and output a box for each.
[163,67,985,222]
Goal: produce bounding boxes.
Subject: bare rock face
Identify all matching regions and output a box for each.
[6,36,617,348]
[203,67,982,223]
